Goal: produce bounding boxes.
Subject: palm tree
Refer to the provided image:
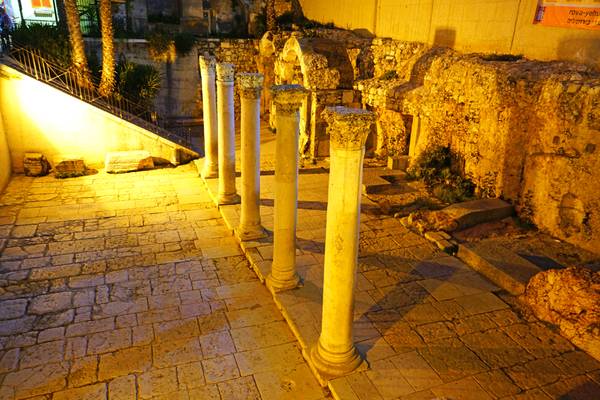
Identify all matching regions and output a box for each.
[98,0,115,96]
[266,0,276,31]
[63,0,92,87]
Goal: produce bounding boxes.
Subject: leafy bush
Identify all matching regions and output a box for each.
[116,61,161,107]
[11,24,71,68]
[146,30,175,62]
[173,32,196,56]
[407,145,475,204]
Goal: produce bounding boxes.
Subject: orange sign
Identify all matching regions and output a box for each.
[31,0,52,8]
[534,1,600,30]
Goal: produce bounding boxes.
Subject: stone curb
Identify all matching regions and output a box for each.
[199,174,335,389]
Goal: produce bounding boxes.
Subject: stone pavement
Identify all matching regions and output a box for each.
[204,125,600,399]
[0,164,328,400]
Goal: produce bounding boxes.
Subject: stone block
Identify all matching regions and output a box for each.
[387,155,409,171]
[442,198,514,230]
[105,150,155,173]
[53,156,86,178]
[23,153,50,177]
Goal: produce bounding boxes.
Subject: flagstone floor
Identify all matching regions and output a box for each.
[0,125,599,400]
[0,164,328,400]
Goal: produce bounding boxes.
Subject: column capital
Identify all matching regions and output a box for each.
[216,63,235,83]
[322,106,375,151]
[237,73,264,99]
[198,54,216,71]
[270,84,308,115]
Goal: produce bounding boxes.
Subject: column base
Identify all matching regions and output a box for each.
[309,340,363,378]
[235,225,268,241]
[266,271,301,293]
[201,165,219,179]
[218,193,241,205]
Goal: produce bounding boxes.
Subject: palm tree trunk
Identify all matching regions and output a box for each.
[98,0,115,97]
[266,0,276,32]
[63,0,92,88]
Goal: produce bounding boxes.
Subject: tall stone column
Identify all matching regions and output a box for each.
[310,106,375,377]
[266,85,308,292]
[198,55,219,178]
[236,73,267,241]
[216,63,240,205]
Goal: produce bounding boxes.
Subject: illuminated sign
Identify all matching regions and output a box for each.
[534,1,600,30]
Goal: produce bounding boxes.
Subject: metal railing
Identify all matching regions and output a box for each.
[6,43,193,148]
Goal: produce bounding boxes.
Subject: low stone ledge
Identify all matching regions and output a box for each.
[105,151,154,173]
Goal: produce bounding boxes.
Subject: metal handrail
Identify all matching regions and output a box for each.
[5,43,193,148]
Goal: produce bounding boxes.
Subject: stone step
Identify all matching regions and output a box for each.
[443,198,514,230]
[105,151,154,173]
[456,241,542,296]
[362,168,406,194]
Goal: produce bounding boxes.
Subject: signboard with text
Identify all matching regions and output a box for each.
[534,1,600,30]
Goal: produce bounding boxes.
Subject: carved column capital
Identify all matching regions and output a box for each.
[216,63,235,83]
[270,84,309,115]
[322,106,375,151]
[198,55,216,72]
[237,73,264,99]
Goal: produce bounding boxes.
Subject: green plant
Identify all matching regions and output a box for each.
[146,30,175,62]
[173,32,196,56]
[407,145,475,204]
[116,61,161,107]
[12,24,71,68]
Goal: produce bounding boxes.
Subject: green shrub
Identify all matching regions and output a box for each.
[173,32,196,56]
[12,24,71,68]
[407,145,475,204]
[146,30,174,62]
[116,61,161,107]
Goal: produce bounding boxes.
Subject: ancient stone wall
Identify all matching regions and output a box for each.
[87,38,258,121]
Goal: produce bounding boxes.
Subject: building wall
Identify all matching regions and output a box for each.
[298,0,600,69]
[0,65,194,173]
[0,107,10,194]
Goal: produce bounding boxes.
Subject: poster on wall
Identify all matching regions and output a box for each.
[534,1,600,30]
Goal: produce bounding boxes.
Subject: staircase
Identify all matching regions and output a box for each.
[5,44,198,159]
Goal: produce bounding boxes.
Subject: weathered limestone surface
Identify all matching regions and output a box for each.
[23,153,50,177]
[53,156,86,178]
[0,164,326,400]
[104,151,154,173]
[524,267,600,361]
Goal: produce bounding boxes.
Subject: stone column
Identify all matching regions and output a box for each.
[216,63,240,205]
[266,85,308,292]
[236,73,267,241]
[198,55,219,179]
[310,106,375,377]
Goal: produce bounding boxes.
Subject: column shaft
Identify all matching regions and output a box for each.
[216,63,240,205]
[199,56,219,179]
[266,85,308,292]
[236,73,266,240]
[310,106,375,377]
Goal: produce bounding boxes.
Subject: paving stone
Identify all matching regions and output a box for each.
[176,361,205,390]
[87,328,131,355]
[0,348,20,374]
[431,376,494,400]
[234,342,304,376]
[217,375,261,400]
[230,321,297,352]
[108,375,136,400]
[29,292,72,315]
[188,384,221,399]
[202,354,240,384]
[153,337,202,368]
[3,362,69,399]
[254,363,325,400]
[199,330,236,358]
[138,367,178,399]
[461,328,531,368]
[0,299,28,320]
[506,358,565,390]
[419,338,488,382]
[474,369,522,398]
[98,345,152,381]
[20,340,64,368]
[226,304,283,328]
[153,318,199,342]
[390,351,443,392]
[68,356,98,388]
[366,359,415,399]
